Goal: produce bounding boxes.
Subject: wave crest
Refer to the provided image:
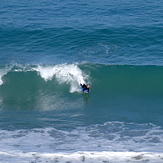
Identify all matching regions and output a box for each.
[34,63,89,93]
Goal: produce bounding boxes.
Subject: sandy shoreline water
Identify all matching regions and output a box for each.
[0,151,163,163]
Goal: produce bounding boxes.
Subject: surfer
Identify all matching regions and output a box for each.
[80,83,90,93]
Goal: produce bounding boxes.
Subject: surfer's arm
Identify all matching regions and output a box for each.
[80,84,86,88]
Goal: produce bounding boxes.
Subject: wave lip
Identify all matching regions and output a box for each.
[0,63,90,93]
[34,63,89,93]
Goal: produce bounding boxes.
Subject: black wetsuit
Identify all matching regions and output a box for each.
[80,84,89,93]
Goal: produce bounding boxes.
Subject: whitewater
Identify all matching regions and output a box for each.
[1,0,163,162]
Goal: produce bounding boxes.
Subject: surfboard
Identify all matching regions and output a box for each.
[81,88,89,93]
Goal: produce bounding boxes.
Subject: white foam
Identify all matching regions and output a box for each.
[0,64,90,93]
[0,151,163,163]
[0,66,12,85]
[0,122,163,155]
[34,63,90,92]
[0,122,163,162]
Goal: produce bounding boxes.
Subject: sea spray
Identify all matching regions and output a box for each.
[34,64,90,93]
[0,63,90,93]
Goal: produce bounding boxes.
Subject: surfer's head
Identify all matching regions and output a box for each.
[87,85,90,88]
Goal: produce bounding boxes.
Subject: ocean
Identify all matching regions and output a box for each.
[0,0,163,162]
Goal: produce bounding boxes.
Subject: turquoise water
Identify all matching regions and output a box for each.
[0,0,163,162]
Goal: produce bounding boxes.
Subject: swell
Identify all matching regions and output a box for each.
[0,26,163,65]
[1,63,163,95]
[0,63,163,128]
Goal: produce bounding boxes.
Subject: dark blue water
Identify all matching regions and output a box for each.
[0,0,163,65]
[0,0,163,162]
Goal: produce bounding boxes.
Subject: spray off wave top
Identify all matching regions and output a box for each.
[0,63,90,93]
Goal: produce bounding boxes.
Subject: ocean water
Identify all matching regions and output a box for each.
[0,0,163,162]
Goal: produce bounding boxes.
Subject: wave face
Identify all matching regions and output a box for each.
[1,63,163,94]
[0,63,163,129]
